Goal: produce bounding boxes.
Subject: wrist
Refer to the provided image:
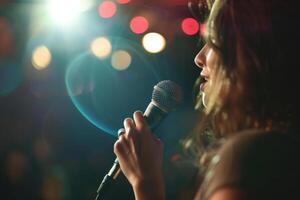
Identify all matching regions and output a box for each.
[132,176,165,200]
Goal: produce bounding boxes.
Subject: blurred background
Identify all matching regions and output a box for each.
[0,0,205,199]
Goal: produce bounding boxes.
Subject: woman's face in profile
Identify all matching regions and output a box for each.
[194,44,218,107]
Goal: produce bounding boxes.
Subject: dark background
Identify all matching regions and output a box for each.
[0,0,203,199]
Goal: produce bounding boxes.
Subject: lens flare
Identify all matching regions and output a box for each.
[142,32,166,54]
[91,37,112,59]
[32,46,52,70]
[66,38,158,136]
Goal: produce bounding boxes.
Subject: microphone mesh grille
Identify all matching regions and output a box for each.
[152,80,183,112]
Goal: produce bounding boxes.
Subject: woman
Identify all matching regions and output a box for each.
[114,0,300,199]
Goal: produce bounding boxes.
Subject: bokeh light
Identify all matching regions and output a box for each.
[32,46,52,70]
[0,17,13,57]
[98,1,117,18]
[142,32,166,54]
[90,37,112,59]
[181,18,199,36]
[200,23,207,35]
[48,0,81,25]
[111,50,132,70]
[130,16,149,34]
[117,0,130,4]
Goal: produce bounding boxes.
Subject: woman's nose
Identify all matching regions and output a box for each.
[194,44,207,69]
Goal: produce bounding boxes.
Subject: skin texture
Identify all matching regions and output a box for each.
[209,188,246,200]
[114,111,165,200]
[194,44,218,107]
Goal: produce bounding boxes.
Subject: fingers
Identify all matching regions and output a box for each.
[114,134,129,157]
[124,118,135,133]
[123,118,137,141]
[122,111,150,135]
[133,111,150,133]
[114,111,152,158]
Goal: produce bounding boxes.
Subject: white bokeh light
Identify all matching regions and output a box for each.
[111,50,132,70]
[142,32,166,54]
[32,46,52,70]
[91,37,112,59]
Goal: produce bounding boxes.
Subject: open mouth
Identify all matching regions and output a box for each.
[200,82,207,92]
[199,76,209,92]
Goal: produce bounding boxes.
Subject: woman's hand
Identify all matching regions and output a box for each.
[114,111,165,200]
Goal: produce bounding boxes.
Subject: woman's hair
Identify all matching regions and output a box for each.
[184,0,300,165]
[195,0,300,137]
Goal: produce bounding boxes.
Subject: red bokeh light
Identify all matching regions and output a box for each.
[117,0,130,4]
[0,17,13,57]
[130,16,149,34]
[98,1,117,19]
[200,23,207,35]
[181,18,199,36]
[170,154,181,162]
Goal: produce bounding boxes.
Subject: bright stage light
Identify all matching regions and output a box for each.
[32,46,52,70]
[91,37,112,59]
[142,32,166,54]
[111,50,132,70]
[98,1,117,19]
[181,18,199,35]
[80,0,96,12]
[48,0,81,25]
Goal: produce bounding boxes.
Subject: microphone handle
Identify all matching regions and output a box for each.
[95,102,167,200]
[95,158,120,200]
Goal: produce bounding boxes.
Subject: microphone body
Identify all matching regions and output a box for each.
[95,80,182,200]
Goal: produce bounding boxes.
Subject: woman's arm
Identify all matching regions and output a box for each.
[132,176,165,200]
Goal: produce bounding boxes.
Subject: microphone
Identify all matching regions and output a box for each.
[95,80,183,200]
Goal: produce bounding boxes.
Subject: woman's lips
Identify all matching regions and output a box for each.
[199,74,209,92]
[200,82,207,92]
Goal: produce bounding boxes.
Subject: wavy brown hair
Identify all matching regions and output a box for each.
[186,0,300,163]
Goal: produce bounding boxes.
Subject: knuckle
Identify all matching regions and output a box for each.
[119,135,126,143]
[126,131,135,140]
[137,125,148,133]
[127,126,133,133]
[114,141,122,153]
[124,118,133,125]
